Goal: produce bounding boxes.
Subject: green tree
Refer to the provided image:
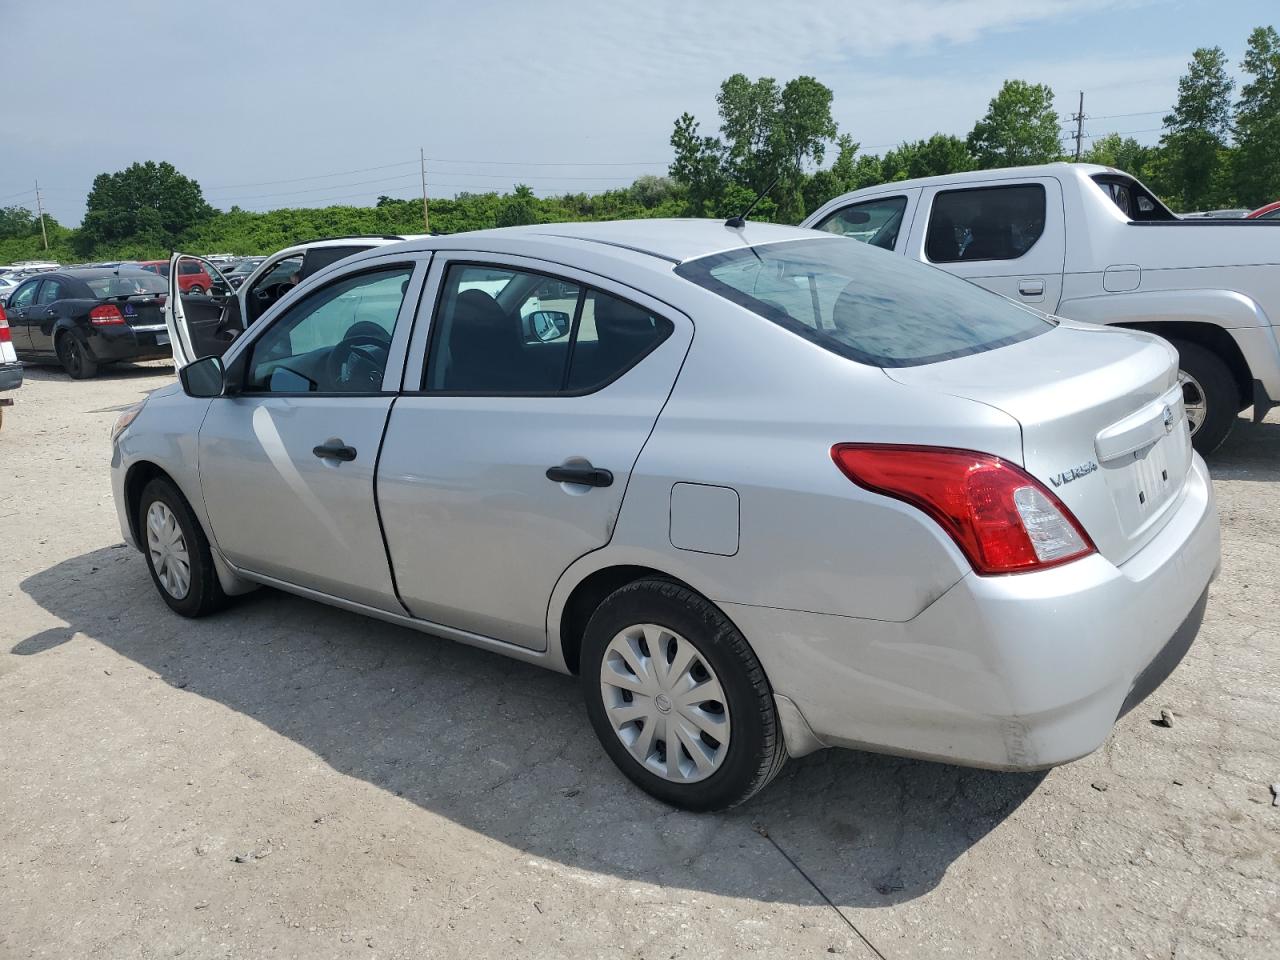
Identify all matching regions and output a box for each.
[78,161,213,254]
[1158,47,1235,210]
[1233,25,1280,208]
[495,184,539,227]
[882,134,975,181]
[967,80,1062,167]
[0,205,60,240]
[1083,133,1158,180]
[670,74,838,222]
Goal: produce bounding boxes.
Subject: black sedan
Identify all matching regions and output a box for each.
[4,268,173,378]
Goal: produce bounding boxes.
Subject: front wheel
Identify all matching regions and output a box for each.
[1171,340,1238,455]
[138,477,228,617]
[581,579,787,810]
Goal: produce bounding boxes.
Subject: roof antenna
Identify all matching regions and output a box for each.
[725,174,780,229]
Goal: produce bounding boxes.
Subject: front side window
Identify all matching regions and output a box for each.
[924,184,1046,263]
[675,237,1052,368]
[246,266,412,393]
[813,196,908,251]
[424,264,673,394]
[9,279,40,309]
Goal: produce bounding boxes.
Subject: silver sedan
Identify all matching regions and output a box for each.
[110,220,1219,810]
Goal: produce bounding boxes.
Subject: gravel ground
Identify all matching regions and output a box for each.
[1,363,1277,960]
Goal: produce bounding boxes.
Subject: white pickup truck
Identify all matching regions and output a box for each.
[803,162,1280,452]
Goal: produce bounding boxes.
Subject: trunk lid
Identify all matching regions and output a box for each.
[113,293,167,328]
[885,321,1191,565]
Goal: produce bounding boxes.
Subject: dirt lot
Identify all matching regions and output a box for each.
[2,363,1277,960]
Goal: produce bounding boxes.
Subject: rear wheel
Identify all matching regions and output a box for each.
[1171,339,1237,454]
[56,332,98,379]
[138,477,228,617]
[188,285,206,296]
[581,579,787,810]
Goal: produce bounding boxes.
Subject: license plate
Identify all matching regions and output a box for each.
[155,332,169,346]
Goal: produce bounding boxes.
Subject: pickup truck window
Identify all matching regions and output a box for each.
[676,238,1052,368]
[812,196,908,250]
[925,184,1045,263]
[1091,175,1176,221]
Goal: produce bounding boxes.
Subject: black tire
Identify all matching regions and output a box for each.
[57,332,98,379]
[580,578,787,811]
[1171,339,1238,455]
[137,476,228,617]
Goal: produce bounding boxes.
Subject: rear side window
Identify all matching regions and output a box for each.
[179,261,204,275]
[36,279,66,304]
[812,196,908,251]
[675,237,1052,368]
[424,264,673,394]
[924,184,1045,263]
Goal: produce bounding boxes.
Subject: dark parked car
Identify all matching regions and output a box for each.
[4,268,173,378]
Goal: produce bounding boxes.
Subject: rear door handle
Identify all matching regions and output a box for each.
[1018,279,1045,297]
[546,464,613,487]
[44,309,56,317]
[313,441,357,462]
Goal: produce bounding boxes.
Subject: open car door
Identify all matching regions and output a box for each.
[163,253,241,369]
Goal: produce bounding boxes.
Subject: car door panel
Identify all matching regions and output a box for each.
[199,396,402,610]
[908,177,1066,312]
[195,256,429,611]
[378,256,693,650]
[5,280,41,354]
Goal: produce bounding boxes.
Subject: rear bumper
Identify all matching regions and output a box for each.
[0,360,22,393]
[86,325,171,363]
[728,453,1221,769]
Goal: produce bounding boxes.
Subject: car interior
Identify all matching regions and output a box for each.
[924,184,1048,262]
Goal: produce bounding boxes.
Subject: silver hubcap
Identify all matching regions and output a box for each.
[1179,370,1206,437]
[146,501,191,599]
[599,624,730,783]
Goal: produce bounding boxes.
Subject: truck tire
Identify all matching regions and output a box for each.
[1171,339,1237,455]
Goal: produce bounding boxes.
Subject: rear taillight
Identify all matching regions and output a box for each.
[89,304,125,325]
[831,444,1095,575]
[0,304,10,342]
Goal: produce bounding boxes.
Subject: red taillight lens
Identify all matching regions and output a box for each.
[831,444,1096,575]
[0,304,10,342]
[89,304,125,325]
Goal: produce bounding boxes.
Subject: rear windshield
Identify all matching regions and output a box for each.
[674,237,1053,367]
[85,273,168,298]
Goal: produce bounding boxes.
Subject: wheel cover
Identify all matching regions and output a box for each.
[1178,370,1206,438]
[599,624,730,784]
[146,501,191,599]
[61,338,80,376]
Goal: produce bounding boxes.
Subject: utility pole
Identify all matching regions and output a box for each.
[427,148,437,235]
[1071,91,1086,162]
[34,178,49,250]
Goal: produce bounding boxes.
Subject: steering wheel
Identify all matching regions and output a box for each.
[325,333,390,390]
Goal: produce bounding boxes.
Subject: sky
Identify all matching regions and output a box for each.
[2,0,1275,224]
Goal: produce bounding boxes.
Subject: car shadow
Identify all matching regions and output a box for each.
[18,545,1044,910]
[1207,416,1280,483]
[18,361,174,384]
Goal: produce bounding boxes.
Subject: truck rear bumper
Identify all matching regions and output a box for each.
[0,360,23,393]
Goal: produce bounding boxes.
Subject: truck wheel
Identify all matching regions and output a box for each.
[57,333,99,380]
[1171,339,1237,455]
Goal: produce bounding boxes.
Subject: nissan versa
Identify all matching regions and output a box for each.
[109,220,1220,810]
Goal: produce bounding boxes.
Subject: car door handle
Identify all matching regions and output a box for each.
[1018,279,1045,296]
[546,464,613,487]
[44,309,56,317]
[312,442,357,462]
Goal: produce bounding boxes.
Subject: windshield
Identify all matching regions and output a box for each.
[674,237,1053,367]
[86,273,168,298]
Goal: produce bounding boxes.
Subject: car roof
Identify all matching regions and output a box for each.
[46,267,160,280]
[390,219,826,265]
[838,161,1116,194]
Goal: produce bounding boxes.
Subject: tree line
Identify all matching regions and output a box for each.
[1,25,1275,267]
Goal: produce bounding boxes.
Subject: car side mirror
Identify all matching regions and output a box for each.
[527,309,572,342]
[179,355,227,398]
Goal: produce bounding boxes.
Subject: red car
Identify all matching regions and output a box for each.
[138,259,214,295]
[1246,200,1280,220]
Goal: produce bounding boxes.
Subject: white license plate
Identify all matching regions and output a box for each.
[155,332,169,346]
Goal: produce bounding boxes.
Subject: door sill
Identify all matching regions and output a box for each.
[232,567,563,670]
